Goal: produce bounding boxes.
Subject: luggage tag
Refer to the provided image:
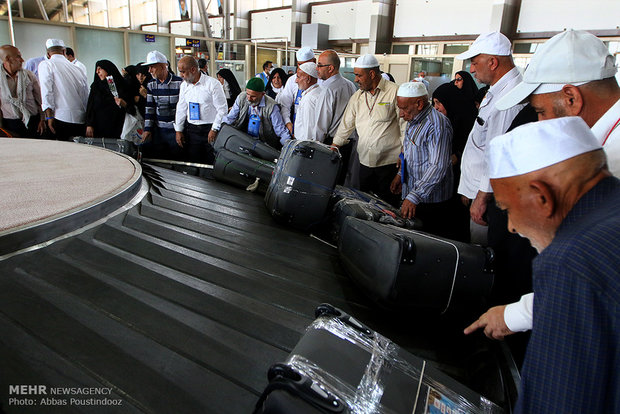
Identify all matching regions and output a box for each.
[189,102,200,121]
[247,107,261,137]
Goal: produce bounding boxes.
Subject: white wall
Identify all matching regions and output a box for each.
[517,0,620,33]
[251,9,292,40]
[14,22,72,61]
[394,0,495,37]
[310,0,372,40]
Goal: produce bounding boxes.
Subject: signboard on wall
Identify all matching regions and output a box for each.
[186,39,201,48]
[145,34,155,43]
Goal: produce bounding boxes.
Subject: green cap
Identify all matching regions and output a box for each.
[246,77,265,92]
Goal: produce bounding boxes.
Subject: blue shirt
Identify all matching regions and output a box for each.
[516,176,620,414]
[144,73,183,131]
[222,95,291,145]
[401,104,453,204]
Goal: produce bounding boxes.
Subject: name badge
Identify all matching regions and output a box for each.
[189,102,200,121]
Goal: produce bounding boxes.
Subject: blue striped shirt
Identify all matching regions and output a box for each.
[401,104,453,204]
[144,73,183,131]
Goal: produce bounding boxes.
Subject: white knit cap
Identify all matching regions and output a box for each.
[145,50,168,65]
[496,30,618,110]
[488,117,602,179]
[456,32,512,60]
[354,54,379,69]
[46,39,65,49]
[397,82,428,98]
[296,47,315,62]
[299,62,318,79]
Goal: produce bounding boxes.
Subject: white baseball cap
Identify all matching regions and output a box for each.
[488,117,602,179]
[354,54,379,69]
[299,62,318,79]
[496,30,618,110]
[46,39,65,49]
[145,50,168,65]
[456,32,512,60]
[296,47,315,63]
[397,82,428,98]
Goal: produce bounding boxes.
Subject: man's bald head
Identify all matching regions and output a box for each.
[0,45,23,75]
[317,50,340,81]
[177,56,199,84]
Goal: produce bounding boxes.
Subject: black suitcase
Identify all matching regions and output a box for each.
[214,124,281,162]
[265,140,341,231]
[73,136,138,158]
[212,148,275,194]
[254,304,504,414]
[338,218,494,314]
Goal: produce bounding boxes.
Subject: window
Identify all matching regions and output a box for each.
[513,43,541,54]
[443,44,469,54]
[415,44,438,55]
[392,45,410,54]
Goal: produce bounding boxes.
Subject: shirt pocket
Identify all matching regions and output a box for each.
[374,102,394,122]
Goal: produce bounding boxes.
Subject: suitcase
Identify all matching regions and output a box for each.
[254,304,504,414]
[214,124,281,162]
[73,136,138,158]
[338,218,494,314]
[265,140,341,231]
[213,148,275,194]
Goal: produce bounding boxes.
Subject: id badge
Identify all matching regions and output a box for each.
[189,102,200,121]
[247,113,260,137]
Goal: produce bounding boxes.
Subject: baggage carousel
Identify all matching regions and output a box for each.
[0,139,518,413]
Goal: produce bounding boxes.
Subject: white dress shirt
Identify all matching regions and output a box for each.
[38,54,89,124]
[591,97,620,177]
[73,59,88,78]
[315,73,357,142]
[294,83,322,141]
[174,72,228,131]
[458,67,524,198]
[276,73,299,125]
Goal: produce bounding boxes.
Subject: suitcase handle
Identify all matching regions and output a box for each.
[315,304,374,338]
[395,235,416,263]
[293,146,315,159]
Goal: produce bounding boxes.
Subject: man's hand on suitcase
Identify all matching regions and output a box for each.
[464,305,514,340]
[400,199,416,219]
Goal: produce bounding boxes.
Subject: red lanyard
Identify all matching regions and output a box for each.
[602,116,620,146]
[365,90,379,115]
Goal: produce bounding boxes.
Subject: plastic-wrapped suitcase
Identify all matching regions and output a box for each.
[72,136,138,158]
[338,218,495,314]
[213,148,275,194]
[264,140,341,231]
[214,124,281,162]
[254,304,504,414]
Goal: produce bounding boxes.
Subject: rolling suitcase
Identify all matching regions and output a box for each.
[212,148,275,194]
[338,218,494,314]
[214,124,281,162]
[265,140,341,231]
[254,304,504,414]
[73,136,138,159]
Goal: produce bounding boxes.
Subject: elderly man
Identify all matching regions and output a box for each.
[293,62,322,141]
[277,47,316,134]
[468,29,620,340]
[389,82,453,237]
[219,77,291,149]
[314,50,357,143]
[38,38,89,141]
[331,54,402,206]
[142,50,183,159]
[480,117,620,413]
[0,45,45,137]
[174,56,227,164]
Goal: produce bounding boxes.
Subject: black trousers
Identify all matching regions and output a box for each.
[358,163,400,208]
[3,114,41,138]
[53,119,86,141]
[185,123,215,164]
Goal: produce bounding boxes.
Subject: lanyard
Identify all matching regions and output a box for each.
[602,116,620,146]
[365,90,380,115]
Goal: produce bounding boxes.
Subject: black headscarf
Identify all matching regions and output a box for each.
[265,67,288,100]
[217,68,242,106]
[92,60,130,99]
[454,70,479,100]
[432,82,477,159]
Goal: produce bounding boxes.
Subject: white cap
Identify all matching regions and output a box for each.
[46,39,65,49]
[456,32,512,60]
[299,62,318,79]
[354,54,379,69]
[397,82,428,98]
[496,30,618,110]
[296,47,315,63]
[381,73,391,81]
[145,50,168,65]
[488,117,602,179]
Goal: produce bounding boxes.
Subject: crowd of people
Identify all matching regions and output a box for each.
[0,31,618,412]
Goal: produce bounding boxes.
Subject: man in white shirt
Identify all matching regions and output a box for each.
[293,62,321,141]
[65,47,87,78]
[38,38,89,141]
[466,29,620,340]
[276,47,316,135]
[174,56,227,164]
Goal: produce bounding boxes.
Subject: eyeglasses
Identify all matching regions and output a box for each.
[316,63,332,68]
[455,77,463,82]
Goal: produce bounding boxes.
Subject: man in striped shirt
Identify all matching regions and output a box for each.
[390,82,453,238]
[141,51,183,159]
